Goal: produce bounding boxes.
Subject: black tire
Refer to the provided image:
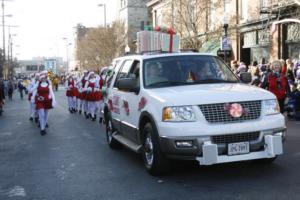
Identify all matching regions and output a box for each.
[142,123,170,176]
[254,156,277,164]
[105,116,121,149]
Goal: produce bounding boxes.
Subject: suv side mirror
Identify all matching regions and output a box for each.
[117,77,140,94]
[240,72,252,83]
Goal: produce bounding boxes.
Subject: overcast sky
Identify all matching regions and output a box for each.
[4,0,118,61]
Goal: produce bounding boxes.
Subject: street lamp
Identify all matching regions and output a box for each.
[222,14,229,64]
[98,3,107,27]
[63,37,72,73]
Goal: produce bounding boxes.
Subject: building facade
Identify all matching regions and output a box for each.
[17,57,64,77]
[147,0,300,65]
[118,0,150,41]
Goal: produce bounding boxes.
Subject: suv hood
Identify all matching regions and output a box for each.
[146,83,276,106]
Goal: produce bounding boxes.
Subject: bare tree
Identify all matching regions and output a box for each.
[76,20,130,70]
[162,0,224,50]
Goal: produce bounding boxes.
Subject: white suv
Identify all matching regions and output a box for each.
[104,53,286,175]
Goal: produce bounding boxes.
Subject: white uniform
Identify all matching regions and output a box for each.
[28,78,38,119]
[31,77,56,135]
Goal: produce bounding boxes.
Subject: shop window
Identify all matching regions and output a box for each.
[210,0,217,30]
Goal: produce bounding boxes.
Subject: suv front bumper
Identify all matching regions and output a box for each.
[159,129,285,164]
[197,135,282,165]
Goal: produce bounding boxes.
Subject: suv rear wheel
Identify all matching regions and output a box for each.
[105,116,121,149]
[142,123,169,176]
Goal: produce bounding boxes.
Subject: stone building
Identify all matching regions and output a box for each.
[118,0,150,41]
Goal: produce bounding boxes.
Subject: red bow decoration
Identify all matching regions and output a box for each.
[224,103,245,118]
[138,97,147,111]
[123,100,130,116]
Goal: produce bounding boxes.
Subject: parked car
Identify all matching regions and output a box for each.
[104,52,286,175]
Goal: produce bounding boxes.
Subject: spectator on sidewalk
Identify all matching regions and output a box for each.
[18,80,25,99]
[286,59,295,85]
[7,80,14,101]
[286,83,300,120]
[0,78,5,115]
[236,62,247,77]
[263,60,290,113]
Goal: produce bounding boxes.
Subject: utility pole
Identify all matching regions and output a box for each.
[2,0,5,62]
[0,0,13,78]
[98,4,106,28]
[0,0,5,78]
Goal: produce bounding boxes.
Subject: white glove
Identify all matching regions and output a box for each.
[88,87,92,92]
[31,97,35,103]
[52,100,57,108]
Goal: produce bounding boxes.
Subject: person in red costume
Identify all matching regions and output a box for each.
[84,71,98,121]
[95,72,104,124]
[32,72,56,135]
[78,71,89,116]
[266,60,290,113]
[65,75,76,113]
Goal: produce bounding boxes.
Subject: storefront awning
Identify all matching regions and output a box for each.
[199,39,220,55]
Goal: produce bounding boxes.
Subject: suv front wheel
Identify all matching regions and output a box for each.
[105,116,121,149]
[142,123,169,176]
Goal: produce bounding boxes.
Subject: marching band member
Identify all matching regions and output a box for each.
[65,75,76,113]
[78,71,89,116]
[31,72,56,135]
[84,71,98,121]
[74,76,80,113]
[96,71,105,124]
[28,73,36,121]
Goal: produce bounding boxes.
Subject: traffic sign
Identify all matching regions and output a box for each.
[221,36,231,51]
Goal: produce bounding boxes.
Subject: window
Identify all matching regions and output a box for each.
[115,60,140,92]
[241,0,248,20]
[260,0,269,8]
[115,60,133,82]
[210,0,217,30]
[224,0,230,14]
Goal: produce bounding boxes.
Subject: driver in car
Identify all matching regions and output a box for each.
[146,62,168,85]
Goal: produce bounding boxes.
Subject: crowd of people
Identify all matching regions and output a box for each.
[231,58,300,120]
[64,69,106,124]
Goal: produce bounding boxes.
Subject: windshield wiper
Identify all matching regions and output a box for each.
[193,79,237,84]
[147,81,185,87]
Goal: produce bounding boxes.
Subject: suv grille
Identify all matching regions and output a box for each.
[199,101,261,123]
[211,132,260,144]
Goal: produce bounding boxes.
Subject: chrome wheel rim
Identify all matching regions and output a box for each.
[144,132,154,166]
[107,120,113,143]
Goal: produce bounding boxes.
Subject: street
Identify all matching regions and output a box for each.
[0,89,300,200]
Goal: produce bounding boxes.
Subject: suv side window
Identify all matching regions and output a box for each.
[116,60,134,81]
[115,59,140,92]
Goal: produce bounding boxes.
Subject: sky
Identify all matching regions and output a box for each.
[3,0,118,61]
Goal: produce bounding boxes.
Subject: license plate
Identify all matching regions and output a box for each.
[228,142,250,156]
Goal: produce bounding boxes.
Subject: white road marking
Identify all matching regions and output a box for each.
[55,163,76,181]
[0,132,13,137]
[6,186,26,197]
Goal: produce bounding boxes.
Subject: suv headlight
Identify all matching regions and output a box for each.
[262,99,280,115]
[162,106,196,122]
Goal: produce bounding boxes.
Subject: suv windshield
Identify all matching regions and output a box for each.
[143,55,238,88]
